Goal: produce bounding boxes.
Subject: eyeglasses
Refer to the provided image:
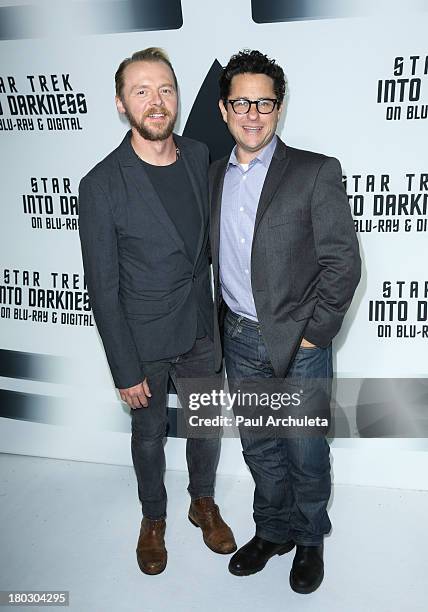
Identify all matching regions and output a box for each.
[226,98,278,114]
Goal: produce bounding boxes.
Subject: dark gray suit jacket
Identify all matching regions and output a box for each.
[209,137,361,376]
[79,131,213,389]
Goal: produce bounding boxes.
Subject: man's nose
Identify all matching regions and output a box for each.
[248,103,259,120]
[150,91,163,105]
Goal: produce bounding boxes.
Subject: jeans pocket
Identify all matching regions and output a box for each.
[224,313,241,339]
[289,345,332,381]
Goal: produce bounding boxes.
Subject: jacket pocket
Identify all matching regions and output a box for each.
[288,298,317,321]
[268,214,288,227]
[122,297,170,316]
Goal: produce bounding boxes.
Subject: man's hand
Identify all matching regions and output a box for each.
[300,337,317,348]
[119,378,152,409]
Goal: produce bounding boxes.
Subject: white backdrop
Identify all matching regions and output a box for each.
[1,0,427,490]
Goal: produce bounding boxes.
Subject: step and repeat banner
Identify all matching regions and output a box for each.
[0,0,427,487]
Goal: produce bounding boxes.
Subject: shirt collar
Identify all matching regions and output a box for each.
[227,134,278,171]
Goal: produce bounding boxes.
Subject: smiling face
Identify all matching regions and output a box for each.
[116,60,178,141]
[219,72,282,163]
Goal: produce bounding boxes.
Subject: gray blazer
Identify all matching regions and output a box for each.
[79,131,213,389]
[209,137,361,376]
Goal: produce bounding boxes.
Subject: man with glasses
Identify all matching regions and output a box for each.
[209,50,360,592]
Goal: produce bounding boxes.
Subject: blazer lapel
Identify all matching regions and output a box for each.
[210,159,228,282]
[254,138,290,236]
[179,138,207,268]
[117,132,188,258]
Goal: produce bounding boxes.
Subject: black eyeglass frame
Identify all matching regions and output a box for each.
[225,98,278,114]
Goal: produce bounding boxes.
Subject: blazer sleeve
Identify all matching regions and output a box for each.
[78,175,144,389]
[303,157,361,347]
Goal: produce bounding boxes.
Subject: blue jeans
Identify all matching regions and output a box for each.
[224,309,332,546]
[131,336,220,519]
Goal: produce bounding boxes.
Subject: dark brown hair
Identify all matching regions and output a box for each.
[219,49,286,106]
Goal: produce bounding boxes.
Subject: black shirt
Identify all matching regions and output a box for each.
[140,155,207,338]
[140,155,200,262]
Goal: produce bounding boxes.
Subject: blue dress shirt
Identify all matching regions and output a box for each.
[219,136,278,321]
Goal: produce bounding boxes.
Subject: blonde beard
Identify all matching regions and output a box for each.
[125,106,177,141]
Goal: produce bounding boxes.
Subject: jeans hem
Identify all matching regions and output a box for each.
[256,527,291,545]
[142,513,167,520]
[189,491,215,501]
[291,536,325,547]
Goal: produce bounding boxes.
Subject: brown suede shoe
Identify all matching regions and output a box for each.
[136,517,167,575]
[188,497,237,554]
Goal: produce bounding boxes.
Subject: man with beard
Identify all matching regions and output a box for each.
[78,48,236,575]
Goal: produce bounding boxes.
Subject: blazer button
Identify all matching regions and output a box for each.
[192,275,196,281]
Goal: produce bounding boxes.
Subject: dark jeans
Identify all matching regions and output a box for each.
[131,336,220,519]
[224,309,332,546]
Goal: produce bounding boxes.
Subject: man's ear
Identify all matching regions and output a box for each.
[115,96,126,115]
[218,99,228,123]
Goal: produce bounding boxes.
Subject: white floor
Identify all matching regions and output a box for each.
[1,453,427,612]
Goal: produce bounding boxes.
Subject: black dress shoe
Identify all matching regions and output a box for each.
[289,543,324,594]
[228,535,295,576]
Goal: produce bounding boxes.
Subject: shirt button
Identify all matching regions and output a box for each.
[240,238,245,243]
[239,206,244,212]
[245,269,249,274]
[242,174,247,181]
